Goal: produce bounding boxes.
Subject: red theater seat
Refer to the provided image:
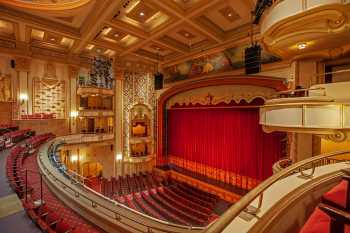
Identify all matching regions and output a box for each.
[48,221,71,233]
[323,179,349,210]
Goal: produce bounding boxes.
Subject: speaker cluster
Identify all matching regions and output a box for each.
[244,44,261,75]
[154,72,164,90]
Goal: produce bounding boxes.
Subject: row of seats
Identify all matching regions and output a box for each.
[1,129,35,149]
[6,134,88,233]
[0,124,18,136]
[6,134,54,198]
[23,201,81,233]
[300,173,350,233]
[114,185,219,227]
[6,145,29,197]
[25,133,55,154]
[100,172,161,197]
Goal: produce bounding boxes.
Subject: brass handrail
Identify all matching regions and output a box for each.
[204,150,350,233]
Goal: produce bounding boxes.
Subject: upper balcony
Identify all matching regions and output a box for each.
[77,86,114,96]
[260,0,350,59]
[260,81,350,141]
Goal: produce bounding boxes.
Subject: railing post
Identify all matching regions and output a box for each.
[40,173,43,201]
[25,170,28,202]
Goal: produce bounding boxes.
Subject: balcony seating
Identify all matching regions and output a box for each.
[133,192,166,221]
[157,186,212,220]
[171,185,214,209]
[178,182,218,204]
[300,176,350,233]
[97,172,223,226]
[0,124,18,136]
[5,134,99,233]
[141,190,189,225]
[148,188,206,226]
[3,129,35,148]
[322,177,350,211]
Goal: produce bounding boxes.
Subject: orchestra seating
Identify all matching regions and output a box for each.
[94,173,224,227]
[299,174,350,233]
[6,133,100,233]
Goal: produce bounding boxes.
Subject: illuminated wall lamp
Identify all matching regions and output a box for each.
[71,155,78,162]
[116,153,123,161]
[70,111,79,118]
[19,93,28,105]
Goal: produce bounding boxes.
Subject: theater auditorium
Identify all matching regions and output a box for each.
[0,0,350,233]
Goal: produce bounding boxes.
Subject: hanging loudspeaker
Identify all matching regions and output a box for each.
[10,59,15,68]
[154,72,164,90]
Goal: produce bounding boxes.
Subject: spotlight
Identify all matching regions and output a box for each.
[298,43,307,50]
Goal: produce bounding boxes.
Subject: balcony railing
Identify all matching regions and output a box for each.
[38,138,210,233]
[204,150,350,233]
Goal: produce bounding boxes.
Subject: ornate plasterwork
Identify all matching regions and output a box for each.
[261,1,350,59]
[123,72,156,158]
[0,73,12,102]
[1,0,93,11]
[166,85,277,109]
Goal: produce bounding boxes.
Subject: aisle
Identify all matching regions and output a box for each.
[0,149,14,198]
[0,148,41,233]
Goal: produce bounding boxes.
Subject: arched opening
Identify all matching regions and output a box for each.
[156,76,287,190]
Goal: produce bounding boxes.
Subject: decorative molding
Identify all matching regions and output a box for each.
[68,65,80,79]
[261,1,350,59]
[166,85,276,109]
[14,56,31,71]
[123,72,156,159]
[157,76,287,162]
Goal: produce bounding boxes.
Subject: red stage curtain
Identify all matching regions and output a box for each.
[167,108,282,181]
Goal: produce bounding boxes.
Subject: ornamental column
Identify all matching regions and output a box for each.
[14,56,31,118]
[289,58,325,162]
[68,65,79,134]
[114,66,124,177]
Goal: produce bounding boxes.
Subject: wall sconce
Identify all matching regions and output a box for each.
[70,111,79,118]
[116,153,123,161]
[71,155,78,162]
[19,93,28,105]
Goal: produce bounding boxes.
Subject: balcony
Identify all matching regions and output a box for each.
[260,81,350,141]
[60,133,114,144]
[78,109,114,117]
[260,0,350,58]
[77,86,114,96]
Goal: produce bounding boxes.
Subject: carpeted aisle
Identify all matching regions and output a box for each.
[0,148,41,233]
[22,149,103,233]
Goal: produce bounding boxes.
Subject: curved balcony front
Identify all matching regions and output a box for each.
[204,150,350,233]
[260,82,350,141]
[260,0,350,58]
[61,133,114,144]
[37,137,209,233]
[77,86,114,96]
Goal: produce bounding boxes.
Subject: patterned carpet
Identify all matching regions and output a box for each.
[22,151,103,233]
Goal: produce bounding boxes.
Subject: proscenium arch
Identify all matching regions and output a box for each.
[156,75,288,162]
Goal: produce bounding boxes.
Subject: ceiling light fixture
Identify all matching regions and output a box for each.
[50,38,56,41]
[139,12,145,16]
[298,43,307,50]
[114,33,119,37]
[96,49,102,53]
[228,13,232,17]
[184,33,190,37]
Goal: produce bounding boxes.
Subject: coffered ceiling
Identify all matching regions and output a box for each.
[0,0,258,65]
